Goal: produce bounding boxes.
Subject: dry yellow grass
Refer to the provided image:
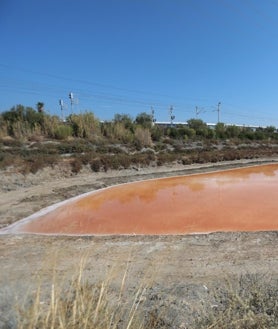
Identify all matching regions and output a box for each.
[8,254,278,329]
[13,255,152,329]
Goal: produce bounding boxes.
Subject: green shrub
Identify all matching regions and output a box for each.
[54,125,73,140]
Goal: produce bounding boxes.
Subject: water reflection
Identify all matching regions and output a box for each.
[8,164,278,235]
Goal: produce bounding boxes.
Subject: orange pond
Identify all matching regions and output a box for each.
[5,164,278,235]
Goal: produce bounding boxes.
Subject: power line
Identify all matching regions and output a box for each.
[1,64,277,125]
[0,74,200,116]
[0,63,209,104]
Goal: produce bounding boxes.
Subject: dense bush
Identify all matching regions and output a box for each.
[68,112,100,138]
[54,125,73,140]
[135,112,153,129]
[187,119,210,137]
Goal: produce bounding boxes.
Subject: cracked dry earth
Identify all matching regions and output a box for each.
[0,159,278,328]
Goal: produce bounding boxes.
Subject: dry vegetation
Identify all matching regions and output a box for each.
[4,260,278,329]
[1,105,278,176]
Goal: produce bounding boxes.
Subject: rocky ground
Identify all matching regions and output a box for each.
[0,158,278,328]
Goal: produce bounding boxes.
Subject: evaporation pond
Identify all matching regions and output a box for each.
[5,164,278,235]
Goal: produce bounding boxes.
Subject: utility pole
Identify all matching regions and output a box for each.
[69,92,74,114]
[151,106,156,126]
[169,105,175,127]
[59,99,65,121]
[217,102,221,123]
[196,106,200,118]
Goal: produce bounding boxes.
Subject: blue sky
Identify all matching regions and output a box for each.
[1,0,278,126]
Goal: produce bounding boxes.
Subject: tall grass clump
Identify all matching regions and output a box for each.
[68,112,100,138]
[54,125,73,140]
[112,122,134,144]
[13,258,149,329]
[134,127,152,149]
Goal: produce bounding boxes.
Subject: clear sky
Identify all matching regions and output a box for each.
[1,0,278,126]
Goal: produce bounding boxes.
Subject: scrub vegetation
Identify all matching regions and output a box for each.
[1,104,278,174]
[6,262,278,329]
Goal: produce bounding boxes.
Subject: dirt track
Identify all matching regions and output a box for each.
[0,158,278,328]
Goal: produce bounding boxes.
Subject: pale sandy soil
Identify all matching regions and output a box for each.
[0,158,278,328]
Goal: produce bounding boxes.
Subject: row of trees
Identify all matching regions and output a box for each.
[0,104,277,144]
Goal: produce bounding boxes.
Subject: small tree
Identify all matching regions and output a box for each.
[2,105,35,136]
[187,118,209,138]
[226,125,241,138]
[135,112,153,129]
